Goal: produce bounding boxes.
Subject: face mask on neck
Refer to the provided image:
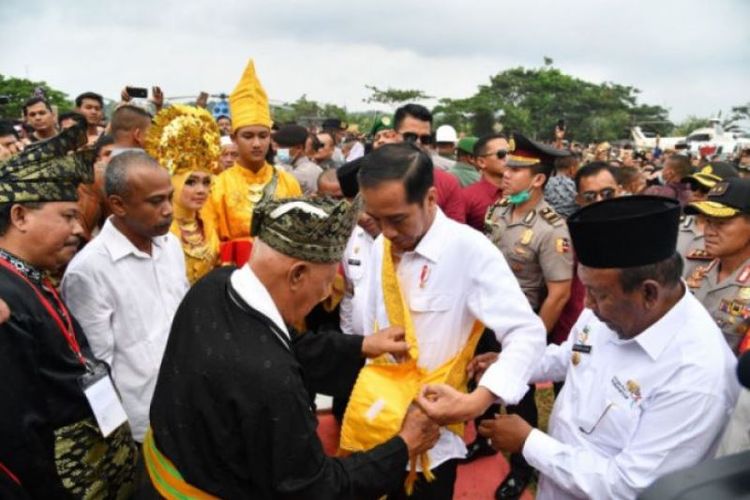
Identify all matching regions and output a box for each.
[276,148,291,164]
[508,183,535,205]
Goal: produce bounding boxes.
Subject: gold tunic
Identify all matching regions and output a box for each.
[204,162,302,242]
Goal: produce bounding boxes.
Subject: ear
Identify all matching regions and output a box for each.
[425,185,439,209]
[9,204,33,232]
[532,173,547,189]
[641,280,661,308]
[288,262,309,291]
[108,195,127,217]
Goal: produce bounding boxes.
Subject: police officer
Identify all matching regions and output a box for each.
[678,162,738,278]
[685,177,750,355]
[484,133,574,499]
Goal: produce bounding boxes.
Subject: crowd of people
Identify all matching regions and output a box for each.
[1,57,749,500]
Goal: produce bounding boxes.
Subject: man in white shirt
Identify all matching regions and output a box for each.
[431,196,739,500]
[62,151,189,443]
[345,143,546,499]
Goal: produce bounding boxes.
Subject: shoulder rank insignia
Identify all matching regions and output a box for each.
[539,207,563,227]
[739,265,750,284]
[523,209,536,225]
[686,248,713,260]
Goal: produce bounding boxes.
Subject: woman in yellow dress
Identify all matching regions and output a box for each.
[204,59,302,266]
[146,104,221,284]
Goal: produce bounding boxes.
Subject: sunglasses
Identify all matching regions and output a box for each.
[480,149,508,160]
[580,187,617,204]
[402,132,434,145]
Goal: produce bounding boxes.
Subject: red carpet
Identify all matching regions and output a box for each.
[317,413,534,499]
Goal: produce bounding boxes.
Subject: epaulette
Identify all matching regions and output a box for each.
[539,207,563,227]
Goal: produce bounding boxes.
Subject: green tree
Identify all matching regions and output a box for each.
[0,74,72,119]
[673,116,712,136]
[363,85,432,106]
[434,62,672,144]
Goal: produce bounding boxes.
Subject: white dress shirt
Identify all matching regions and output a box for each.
[230,264,290,342]
[363,208,546,470]
[523,288,739,500]
[61,218,189,442]
[340,226,375,336]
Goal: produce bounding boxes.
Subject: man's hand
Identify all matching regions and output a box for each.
[478,414,534,454]
[361,326,408,359]
[151,86,165,112]
[466,352,499,381]
[398,405,440,457]
[120,87,132,103]
[415,385,495,426]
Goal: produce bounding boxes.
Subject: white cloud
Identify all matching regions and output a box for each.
[1,0,747,123]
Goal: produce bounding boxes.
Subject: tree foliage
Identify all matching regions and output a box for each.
[0,74,72,119]
[363,85,432,106]
[271,94,349,126]
[434,64,673,143]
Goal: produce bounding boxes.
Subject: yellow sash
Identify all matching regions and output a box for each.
[143,427,219,500]
[339,238,483,494]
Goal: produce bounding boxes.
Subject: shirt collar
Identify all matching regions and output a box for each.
[230,264,291,340]
[412,208,449,263]
[0,248,43,284]
[625,284,689,361]
[100,218,167,262]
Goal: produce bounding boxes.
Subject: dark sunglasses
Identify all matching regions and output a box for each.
[480,149,508,160]
[402,132,434,145]
[580,187,617,203]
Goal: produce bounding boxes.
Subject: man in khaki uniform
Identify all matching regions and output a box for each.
[484,133,574,499]
[678,162,738,278]
[685,177,750,356]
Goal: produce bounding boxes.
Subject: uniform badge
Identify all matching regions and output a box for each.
[626,380,642,407]
[686,248,712,260]
[738,287,750,301]
[520,229,534,245]
[354,246,360,255]
[419,264,430,288]
[571,352,580,366]
[556,237,570,254]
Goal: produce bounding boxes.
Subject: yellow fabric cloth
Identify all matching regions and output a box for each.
[204,163,302,242]
[340,238,484,493]
[230,59,272,131]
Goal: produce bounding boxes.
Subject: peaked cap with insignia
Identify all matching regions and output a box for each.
[0,116,94,203]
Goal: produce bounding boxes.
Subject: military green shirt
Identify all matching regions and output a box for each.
[690,258,750,355]
[485,198,574,311]
[677,215,711,279]
[449,161,480,188]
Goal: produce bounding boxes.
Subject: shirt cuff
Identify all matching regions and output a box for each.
[522,428,564,471]
[478,363,530,406]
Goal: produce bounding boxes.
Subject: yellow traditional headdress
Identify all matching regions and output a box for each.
[229,59,272,131]
[145,104,221,175]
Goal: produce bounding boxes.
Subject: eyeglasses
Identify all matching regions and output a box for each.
[479,149,508,160]
[580,187,617,204]
[402,132,434,145]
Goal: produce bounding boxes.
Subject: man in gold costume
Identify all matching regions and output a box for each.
[204,59,302,266]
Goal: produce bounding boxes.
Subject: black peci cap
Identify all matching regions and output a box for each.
[568,195,681,269]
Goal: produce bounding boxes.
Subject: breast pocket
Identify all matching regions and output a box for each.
[576,392,642,453]
[408,292,454,313]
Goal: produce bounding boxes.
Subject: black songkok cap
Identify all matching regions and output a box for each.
[336,156,366,199]
[272,124,309,147]
[568,195,681,269]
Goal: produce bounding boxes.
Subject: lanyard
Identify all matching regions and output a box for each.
[0,259,88,367]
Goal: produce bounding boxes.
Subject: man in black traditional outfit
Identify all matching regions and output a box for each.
[0,118,137,498]
[145,195,440,499]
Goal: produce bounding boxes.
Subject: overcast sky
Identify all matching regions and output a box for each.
[1,0,748,123]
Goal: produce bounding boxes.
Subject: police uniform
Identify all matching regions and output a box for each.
[486,198,574,311]
[678,162,739,278]
[524,195,739,500]
[677,215,711,278]
[685,176,750,356]
[483,133,573,499]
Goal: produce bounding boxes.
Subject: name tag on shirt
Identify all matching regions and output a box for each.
[572,344,592,354]
[79,364,128,437]
[347,258,362,266]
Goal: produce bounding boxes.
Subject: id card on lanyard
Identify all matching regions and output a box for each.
[0,258,128,437]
